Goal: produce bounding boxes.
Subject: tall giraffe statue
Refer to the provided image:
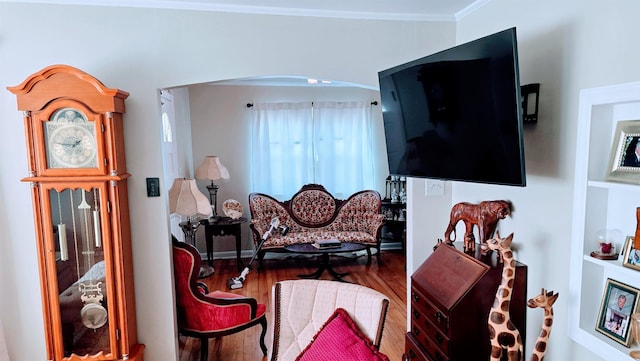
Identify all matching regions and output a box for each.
[483,232,523,361]
[527,288,559,361]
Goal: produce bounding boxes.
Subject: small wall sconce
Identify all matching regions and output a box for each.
[521,83,540,124]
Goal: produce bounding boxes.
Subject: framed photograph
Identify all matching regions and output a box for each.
[623,236,640,271]
[596,278,639,346]
[606,120,640,184]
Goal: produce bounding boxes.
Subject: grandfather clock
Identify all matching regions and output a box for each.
[8,65,144,360]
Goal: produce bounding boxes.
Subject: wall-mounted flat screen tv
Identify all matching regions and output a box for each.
[378,27,526,187]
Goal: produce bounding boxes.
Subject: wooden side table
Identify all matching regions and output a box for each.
[200,217,247,271]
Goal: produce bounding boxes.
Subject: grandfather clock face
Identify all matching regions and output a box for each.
[44,108,99,169]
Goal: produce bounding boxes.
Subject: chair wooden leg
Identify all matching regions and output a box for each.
[200,337,208,361]
[366,247,372,265]
[259,316,268,355]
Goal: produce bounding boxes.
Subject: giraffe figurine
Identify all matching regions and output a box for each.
[483,232,523,361]
[527,288,559,361]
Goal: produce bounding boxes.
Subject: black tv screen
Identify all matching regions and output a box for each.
[378,27,526,187]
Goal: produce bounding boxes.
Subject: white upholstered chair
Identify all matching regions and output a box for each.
[269,279,389,361]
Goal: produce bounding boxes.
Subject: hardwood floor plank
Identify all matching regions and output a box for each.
[178,250,407,361]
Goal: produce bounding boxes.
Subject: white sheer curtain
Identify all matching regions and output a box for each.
[250,102,314,200]
[313,101,375,198]
[250,101,375,199]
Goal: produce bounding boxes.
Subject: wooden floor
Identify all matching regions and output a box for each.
[178,250,407,361]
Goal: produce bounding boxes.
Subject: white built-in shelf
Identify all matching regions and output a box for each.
[569,81,640,361]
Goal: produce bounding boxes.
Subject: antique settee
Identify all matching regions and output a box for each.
[248,184,384,265]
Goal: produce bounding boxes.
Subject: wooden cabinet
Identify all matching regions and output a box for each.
[403,244,527,361]
[568,81,640,360]
[382,176,407,249]
[381,201,406,246]
[7,65,144,361]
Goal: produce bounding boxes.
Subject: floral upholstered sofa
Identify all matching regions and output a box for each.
[248,184,384,265]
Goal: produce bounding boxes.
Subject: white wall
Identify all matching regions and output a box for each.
[0,3,454,360]
[408,1,640,361]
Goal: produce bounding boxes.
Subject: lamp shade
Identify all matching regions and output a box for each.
[195,156,230,181]
[168,178,212,217]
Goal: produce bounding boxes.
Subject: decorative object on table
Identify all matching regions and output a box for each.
[443,200,512,254]
[483,232,524,361]
[227,217,289,290]
[222,199,243,219]
[605,120,640,185]
[595,278,639,346]
[312,239,341,249]
[169,178,213,278]
[527,288,559,361]
[384,175,405,203]
[590,229,623,260]
[623,236,640,271]
[195,155,230,218]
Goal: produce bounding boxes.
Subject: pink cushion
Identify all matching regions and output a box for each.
[295,308,389,361]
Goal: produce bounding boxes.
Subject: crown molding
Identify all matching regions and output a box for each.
[0,0,482,21]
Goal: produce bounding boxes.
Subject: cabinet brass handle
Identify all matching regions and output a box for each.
[434,311,444,324]
[435,333,443,343]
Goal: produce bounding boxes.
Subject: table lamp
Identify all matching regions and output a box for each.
[195,155,230,218]
[169,178,212,245]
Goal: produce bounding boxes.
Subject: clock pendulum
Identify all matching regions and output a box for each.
[56,191,69,261]
[92,188,101,248]
[77,189,107,330]
[70,190,81,283]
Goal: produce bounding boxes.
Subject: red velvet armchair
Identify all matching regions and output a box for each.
[172,238,267,360]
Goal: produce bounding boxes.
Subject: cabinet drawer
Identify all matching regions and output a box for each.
[404,333,432,361]
[411,286,449,334]
[411,311,449,355]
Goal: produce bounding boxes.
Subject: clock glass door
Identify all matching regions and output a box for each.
[50,186,113,358]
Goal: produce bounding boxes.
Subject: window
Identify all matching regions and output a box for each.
[250,101,375,199]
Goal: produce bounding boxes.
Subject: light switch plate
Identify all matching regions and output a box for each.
[146,177,160,197]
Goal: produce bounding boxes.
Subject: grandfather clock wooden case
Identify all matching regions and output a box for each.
[8,65,144,360]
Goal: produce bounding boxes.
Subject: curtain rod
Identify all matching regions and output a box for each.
[246,101,378,108]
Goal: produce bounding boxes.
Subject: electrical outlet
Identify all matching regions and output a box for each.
[146,177,160,197]
[425,180,444,196]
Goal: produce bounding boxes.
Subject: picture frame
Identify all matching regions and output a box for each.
[596,278,639,346]
[622,236,640,271]
[606,120,640,184]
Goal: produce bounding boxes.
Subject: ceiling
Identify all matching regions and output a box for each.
[1,0,487,21]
